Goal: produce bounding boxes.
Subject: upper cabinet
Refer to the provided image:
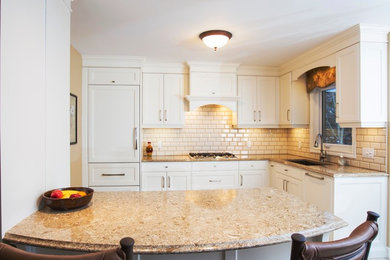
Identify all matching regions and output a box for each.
[237,76,279,128]
[279,72,309,128]
[88,68,140,85]
[142,73,187,128]
[189,72,237,96]
[336,42,387,127]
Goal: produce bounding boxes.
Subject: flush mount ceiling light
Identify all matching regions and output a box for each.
[199,30,232,51]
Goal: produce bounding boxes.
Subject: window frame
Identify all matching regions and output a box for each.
[310,86,356,158]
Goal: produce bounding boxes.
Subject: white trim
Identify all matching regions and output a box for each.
[185,95,240,112]
[142,62,188,74]
[81,68,89,186]
[309,88,356,158]
[82,55,145,68]
[237,65,280,77]
[187,61,240,73]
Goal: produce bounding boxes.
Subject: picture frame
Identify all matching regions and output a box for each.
[70,93,77,145]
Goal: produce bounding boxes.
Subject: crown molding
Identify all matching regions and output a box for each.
[143,62,188,74]
[237,65,280,77]
[82,55,145,68]
[187,61,240,73]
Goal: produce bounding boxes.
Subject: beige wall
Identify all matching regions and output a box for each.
[143,105,387,172]
[70,46,82,186]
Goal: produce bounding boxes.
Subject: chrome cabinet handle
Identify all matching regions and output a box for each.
[287,109,291,121]
[167,176,171,188]
[305,172,325,180]
[258,110,261,122]
[164,109,167,122]
[209,180,222,183]
[159,110,162,121]
[161,176,165,189]
[101,173,125,177]
[240,175,243,186]
[336,102,339,118]
[134,127,138,150]
[253,110,256,122]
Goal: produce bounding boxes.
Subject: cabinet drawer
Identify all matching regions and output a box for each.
[142,162,191,172]
[270,162,304,181]
[89,163,139,186]
[192,161,238,171]
[89,68,140,85]
[192,171,238,190]
[239,160,268,170]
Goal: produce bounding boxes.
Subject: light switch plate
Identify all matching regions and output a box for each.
[362,147,374,158]
[158,140,162,149]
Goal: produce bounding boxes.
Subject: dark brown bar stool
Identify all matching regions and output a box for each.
[0,237,134,260]
[291,211,379,260]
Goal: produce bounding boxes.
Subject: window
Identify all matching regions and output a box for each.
[310,85,356,157]
[321,88,352,145]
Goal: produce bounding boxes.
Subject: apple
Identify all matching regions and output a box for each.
[70,193,81,199]
[50,189,63,198]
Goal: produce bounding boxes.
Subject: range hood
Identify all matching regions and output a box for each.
[185,62,240,112]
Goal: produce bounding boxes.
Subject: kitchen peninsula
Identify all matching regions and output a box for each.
[4,188,346,260]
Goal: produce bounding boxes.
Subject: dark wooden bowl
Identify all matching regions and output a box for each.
[42,187,94,211]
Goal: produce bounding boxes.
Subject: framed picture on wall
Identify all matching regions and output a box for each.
[70,93,77,145]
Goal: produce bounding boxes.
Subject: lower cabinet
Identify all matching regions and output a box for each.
[270,161,388,258]
[141,162,191,191]
[88,163,140,191]
[269,163,304,200]
[192,161,239,190]
[238,161,269,188]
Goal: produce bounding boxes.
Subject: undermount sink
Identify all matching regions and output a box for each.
[286,159,330,166]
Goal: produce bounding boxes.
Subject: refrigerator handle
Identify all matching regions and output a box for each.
[134,127,138,150]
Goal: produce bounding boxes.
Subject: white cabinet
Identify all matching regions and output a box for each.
[238,161,269,188]
[189,72,237,97]
[88,85,139,162]
[141,162,191,191]
[335,42,387,127]
[88,163,139,187]
[303,171,333,212]
[142,73,186,128]
[279,72,309,128]
[269,162,304,200]
[192,161,239,190]
[237,76,279,128]
[88,68,140,85]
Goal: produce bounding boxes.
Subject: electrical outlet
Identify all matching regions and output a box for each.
[247,141,252,148]
[362,147,374,158]
[158,140,162,149]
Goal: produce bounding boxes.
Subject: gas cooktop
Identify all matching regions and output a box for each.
[188,152,237,160]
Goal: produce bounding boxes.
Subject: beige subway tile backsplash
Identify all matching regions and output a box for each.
[142,105,387,172]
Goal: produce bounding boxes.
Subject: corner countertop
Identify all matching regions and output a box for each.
[142,154,387,178]
[3,188,346,254]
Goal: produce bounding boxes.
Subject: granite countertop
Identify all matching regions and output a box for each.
[142,154,387,178]
[3,188,346,254]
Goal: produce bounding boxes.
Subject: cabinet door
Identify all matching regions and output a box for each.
[336,44,360,124]
[237,76,257,126]
[285,176,303,200]
[239,170,268,188]
[163,74,185,127]
[167,172,191,191]
[303,171,333,212]
[142,74,164,127]
[141,172,166,191]
[88,85,139,162]
[270,171,285,191]
[89,68,140,85]
[279,73,292,125]
[258,77,278,126]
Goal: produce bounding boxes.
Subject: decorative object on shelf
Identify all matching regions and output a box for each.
[306,66,336,93]
[70,93,77,145]
[199,30,232,51]
[146,142,153,157]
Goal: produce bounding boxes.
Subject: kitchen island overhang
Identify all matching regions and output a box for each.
[3,188,347,255]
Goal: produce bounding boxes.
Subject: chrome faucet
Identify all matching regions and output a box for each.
[314,133,327,162]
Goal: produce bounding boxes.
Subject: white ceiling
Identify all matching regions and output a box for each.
[71,0,390,66]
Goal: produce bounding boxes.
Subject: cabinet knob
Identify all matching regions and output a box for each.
[211,92,215,95]
[111,80,116,83]
[250,165,254,167]
[165,166,168,168]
